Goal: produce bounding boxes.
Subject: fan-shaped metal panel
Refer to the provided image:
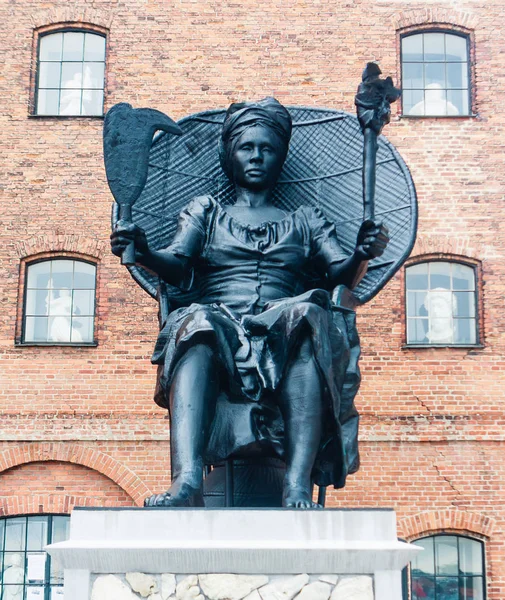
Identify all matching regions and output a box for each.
[112,107,417,304]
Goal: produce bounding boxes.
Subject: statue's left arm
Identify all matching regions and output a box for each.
[310,209,389,291]
[327,220,389,290]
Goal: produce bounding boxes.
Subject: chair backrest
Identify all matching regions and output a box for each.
[112,106,417,306]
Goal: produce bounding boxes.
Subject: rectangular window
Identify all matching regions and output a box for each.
[402,32,470,117]
[36,31,106,116]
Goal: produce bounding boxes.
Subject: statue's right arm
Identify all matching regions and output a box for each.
[110,222,189,287]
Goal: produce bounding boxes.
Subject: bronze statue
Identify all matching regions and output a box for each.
[106,67,414,509]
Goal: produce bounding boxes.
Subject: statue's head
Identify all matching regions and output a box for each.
[219,97,292,189]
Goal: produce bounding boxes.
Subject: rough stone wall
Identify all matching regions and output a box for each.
[0,0,504,596]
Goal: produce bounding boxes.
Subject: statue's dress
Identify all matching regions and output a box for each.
[152,195,361,488]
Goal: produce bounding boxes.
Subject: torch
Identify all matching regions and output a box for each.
[103,103,183,265]
[355,63,401,222]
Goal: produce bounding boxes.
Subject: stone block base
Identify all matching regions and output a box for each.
[46,508,418,600]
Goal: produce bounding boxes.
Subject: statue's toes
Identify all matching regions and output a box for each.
[144,493,171,507]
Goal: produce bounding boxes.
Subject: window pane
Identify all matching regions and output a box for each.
[73,290,94,316]
[407,291,428,317]
[406,264,429,290]
[26,586,45,599]
[82,62,105,89]
[411,575,435,600]
[73,262,96,289]
[59,89,82,115]
[447,89,469,116]
[81,89,104,115]
[461,577,483,600]
[435,577,459,599]
[459,538,484,575]
[428,318,454,344]
[0,519,4,549]
[424,289,453,318]
[435,536,458,575]
[25,290,49,316]
[446,34,467,62]
[51,518,70,545]
[26,553,46,584]
[51,588,65,600]
[61,62,83,89]
[48,316,71,342]
[38,62,61,89]
[454,292,475,318]
[452,264,475,290]
[62,32,84,61]
[447,62,468,89]
[25,317,49,342]
[454,319,476,344]
[5,519,26,551]
[402,35,423,62]
[412,538,435,575]
[48,290,73,317]
[429,262,451,290]
[50,261,74,289]
[50,561,65,585]
[2,584,24,599]
[424,33,445,61]
[407,318,428,343]
[84,34,105,61]
[403,63,423,89]
[403,89,424,115]
[424,86,448,115]
[27,517,48,551]
[40,33,62,61]
[71,317,94,342]
[425,63,446,88]
[37,89,60,115]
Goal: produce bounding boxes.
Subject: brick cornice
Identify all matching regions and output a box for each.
[0,443,150,506]
[398,509,496,540]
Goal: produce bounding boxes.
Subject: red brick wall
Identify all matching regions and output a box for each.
[0,0,504,596]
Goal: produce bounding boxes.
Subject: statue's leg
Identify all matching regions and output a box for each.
[278,334,323,509]
[144,343,219,507]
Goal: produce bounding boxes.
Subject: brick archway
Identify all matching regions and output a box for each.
[392,8,479,32]
[0,443,151,507]
[398,509,496,541]
[0,493,125,517]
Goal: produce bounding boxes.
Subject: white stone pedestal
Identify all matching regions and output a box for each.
[46,508,419,600]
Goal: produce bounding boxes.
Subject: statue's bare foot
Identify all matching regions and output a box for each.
[282,483,321,509]
[144,476,204,507]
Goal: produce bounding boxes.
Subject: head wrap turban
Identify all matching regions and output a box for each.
[219,97,293,181]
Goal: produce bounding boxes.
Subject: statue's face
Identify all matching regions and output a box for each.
[231,125,286,190]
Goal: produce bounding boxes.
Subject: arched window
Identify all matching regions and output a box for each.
[405,261,478,346]
[0,515,70,599]
[22,259,97,344]
[401,31,470,116]
[410,535,485,599]
[36,30,106,116]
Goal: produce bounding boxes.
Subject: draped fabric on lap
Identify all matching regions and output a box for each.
[111,107,417,306]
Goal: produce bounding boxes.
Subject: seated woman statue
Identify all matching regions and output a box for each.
[111,98,389,508]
